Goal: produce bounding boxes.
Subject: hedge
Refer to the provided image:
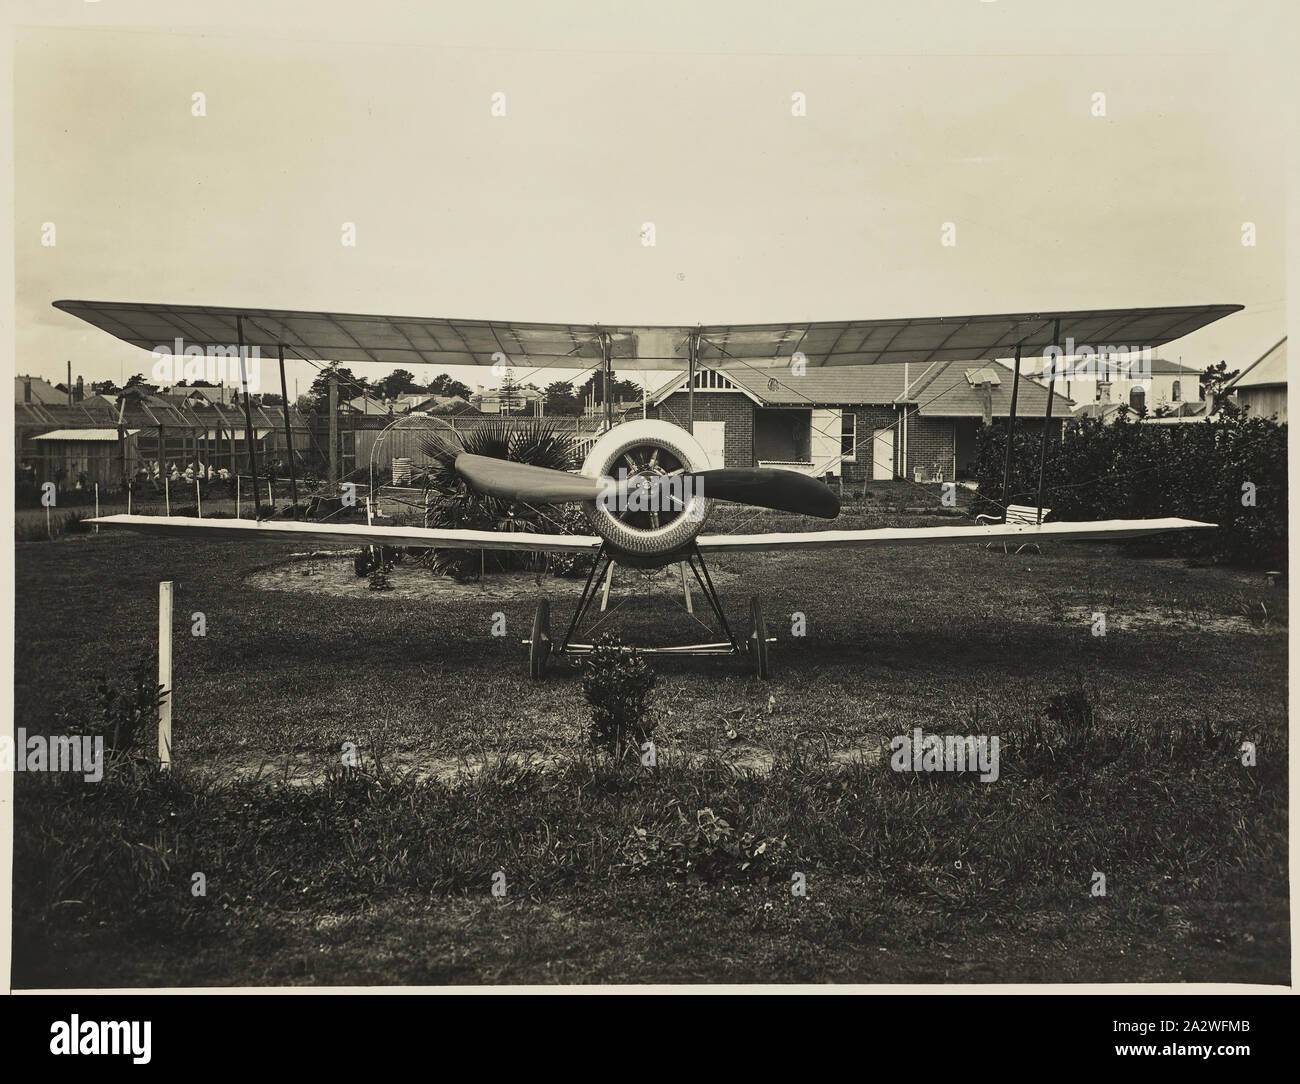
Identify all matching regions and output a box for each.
[972,411,1286,568]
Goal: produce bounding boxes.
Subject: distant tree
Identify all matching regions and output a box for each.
[123,373,150,389]
[91,380,120,395]
[261,392,284,406]
[377,369,417,399]
[1200,360,1242,415]
[575,371,642,409]
[497,371,525,415]
[427,372,472,400]
[305,364,370,413]
[544,380,582,416]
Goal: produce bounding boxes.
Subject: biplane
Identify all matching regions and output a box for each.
[59,299,1237,679]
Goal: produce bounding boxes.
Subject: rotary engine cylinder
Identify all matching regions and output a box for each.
[579,420,715,563]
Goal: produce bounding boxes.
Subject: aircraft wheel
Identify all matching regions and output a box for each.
[748,596,770,681]
[528,600,552,680]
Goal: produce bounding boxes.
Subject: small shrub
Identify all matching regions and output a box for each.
[92,661,168,765]
[581,633,656,760]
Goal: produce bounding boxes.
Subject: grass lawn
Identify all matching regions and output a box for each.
[10,514,1289,987]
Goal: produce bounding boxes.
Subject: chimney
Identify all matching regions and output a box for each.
[23,378,31,403]
[75,375,85,402]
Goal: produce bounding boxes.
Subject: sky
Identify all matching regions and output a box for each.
[10,1,1292,401]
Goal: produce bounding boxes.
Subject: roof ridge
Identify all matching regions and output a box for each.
[901,360,953,401]
[1225,336,1287,389]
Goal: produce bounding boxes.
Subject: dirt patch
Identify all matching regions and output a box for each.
[187,739,884,788]
[246,552,738,602]
[1060,605,1279,636]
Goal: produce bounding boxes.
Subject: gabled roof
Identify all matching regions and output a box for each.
[1072,401,1129,422]
[911,362,1073,417]
[1142,357,1202,375]
[15,376,66,405]
[1226,337,1287,390]
[345,395,393,414]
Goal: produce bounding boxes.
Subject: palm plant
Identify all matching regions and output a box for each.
[418,419,581,579]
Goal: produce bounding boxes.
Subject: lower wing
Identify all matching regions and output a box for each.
[85,514,602,554]
[87,513,1212,556]
[695,518,1214,553]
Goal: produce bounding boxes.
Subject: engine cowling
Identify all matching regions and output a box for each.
[579,420,715,564]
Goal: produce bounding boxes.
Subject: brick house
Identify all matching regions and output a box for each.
[645,360,1072,483]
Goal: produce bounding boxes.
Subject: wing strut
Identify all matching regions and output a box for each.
[1000,340,1023,511]
[236,315,263,518]
[1035,317,1063,523]
[276,343,300,515]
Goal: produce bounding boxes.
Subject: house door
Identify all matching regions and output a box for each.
[872,428,894,480]
[694,421,725,468]
[810,408,842,476]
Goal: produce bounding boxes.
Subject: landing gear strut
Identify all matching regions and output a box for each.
[524,543,775,680]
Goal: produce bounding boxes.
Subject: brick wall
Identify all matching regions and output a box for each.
[642,397,1065,484]
[906,416,956,480]
[648,392,756,467]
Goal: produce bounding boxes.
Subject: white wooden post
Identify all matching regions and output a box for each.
[158,581,173,770]
[127,482,132,515]
[164,474,170,516]
[195,479,202,518]
[94,483,100,533]
[236,475,241,518]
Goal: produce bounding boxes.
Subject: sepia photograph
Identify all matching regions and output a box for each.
[2,0,1293,1012]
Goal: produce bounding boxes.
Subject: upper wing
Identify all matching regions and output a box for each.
[696,306,1243,367]
[53,300,1241,371]
[87,514,602,553]
[696,518,1214,553]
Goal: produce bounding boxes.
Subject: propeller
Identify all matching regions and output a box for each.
[657,468,840,519]
[454,453,604,503]
[455,453,840,520]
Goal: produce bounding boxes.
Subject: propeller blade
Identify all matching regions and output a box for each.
[662,468,840,519]
[455,453,604,503]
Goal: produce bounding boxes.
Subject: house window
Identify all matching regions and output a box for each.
[840,412,856,461]
[1171,380,1181,402]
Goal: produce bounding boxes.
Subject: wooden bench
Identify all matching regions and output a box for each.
[975,503,1051,554]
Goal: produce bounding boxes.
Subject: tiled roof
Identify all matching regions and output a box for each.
[652,361,1072,417]
[1145,357,1203,375]
[15,376,67,405]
